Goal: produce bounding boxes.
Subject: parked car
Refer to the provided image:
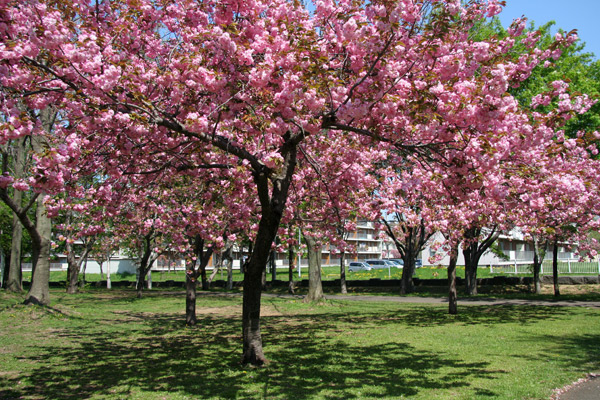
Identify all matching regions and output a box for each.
[385,258,404,267]
[365,259,398,269]
[348,262,373,272]
[415,259,423,267]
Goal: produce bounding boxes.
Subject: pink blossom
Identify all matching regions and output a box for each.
[0,175,14,189]
[12,181,30,191]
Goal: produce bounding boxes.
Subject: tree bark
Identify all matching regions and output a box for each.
[288,244,295,295]
[261,263,267,290]
[531,237,547,294]
[241,208,280,366]
[65,229,93,294]
[381,217,433,295]
[225,250,233,291]
[6,137,26,293]
[185,235,214,326]
[340,251,347,294]
[24,197,51,306]
[463,227,499,296]
[303,234,324,303]
[80,255,88,289]
[136,232,158,298]
[448,243,459,315]
[7,197,23,292]
[241,134,297,366]
[185,269,197,326]
[463,241,477,296]
[400,256,416,294]
[1,251,9,288]
[200,261,209,290]
[270,249,276,281]
[552,239,560,297]
[208,254,221,287]
[242,259,266,365]
[65,242,80,294]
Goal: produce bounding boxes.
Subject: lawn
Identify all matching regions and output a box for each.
[21,265,549,285]
[1,288,599,399]
[28,262,598,288]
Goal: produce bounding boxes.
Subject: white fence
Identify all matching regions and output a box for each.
[22,263,65,271]
[490,260,600,275]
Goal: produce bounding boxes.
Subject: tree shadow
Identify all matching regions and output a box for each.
[0,310,501,399]
[295,301,573,328]
[0,298,594,399]
[512,332,600,373]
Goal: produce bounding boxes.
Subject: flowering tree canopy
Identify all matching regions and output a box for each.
[2,0,599,364]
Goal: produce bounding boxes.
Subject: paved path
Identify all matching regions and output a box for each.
[551,373,600,400]
[263,293,600,308]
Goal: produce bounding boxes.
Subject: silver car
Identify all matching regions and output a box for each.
[365,259,397,269]
[348,262,373,272]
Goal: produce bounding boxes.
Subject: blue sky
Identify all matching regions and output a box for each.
[497,0,600,59]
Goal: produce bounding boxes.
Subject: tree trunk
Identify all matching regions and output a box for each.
[531,237,547,295]
[240,138,296,366]
[185,236,213,326]
[552,239,560,297]
[200,262,209,290]
[261,265,267,290]
[242,261,266,366]
[208,258,221,286]
[381,217,433,295]
[270,249,276,281]
[241,215,279,366]
[226,257,233,291]
[340,251,347,294]
[80,255,88,289]
[448,243,459,315]
[400,253,416,295]
[463,228,499,296]
[463,241,478,296]
[24,197,51,306]
[6,136,26,293]
[136,267,146,298]
[65,238,80,294]
[7,199,23,292]
[1,251,9,288]
[66,259,79,294]
[185,269,197,326]
[288,244,295,295]
[303,234,324,303]
[532,250,541,294]
[99,260,105,280]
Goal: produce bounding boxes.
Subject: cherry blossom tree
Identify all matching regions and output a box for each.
[4,0,597,364]
[0,108,55,304]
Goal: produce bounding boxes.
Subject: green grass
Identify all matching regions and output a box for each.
[23,265,538,284]
[1,288,599,399]
[25,262,598,287]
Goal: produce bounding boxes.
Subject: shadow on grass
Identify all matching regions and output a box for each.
[314,301,574,328]
[515,332,600,373]
[0,298,593,400]
[0,314,498,399]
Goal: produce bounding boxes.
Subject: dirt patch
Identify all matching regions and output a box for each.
[197,305,284,317]
[111,304,283,320]
[540,284,600,296]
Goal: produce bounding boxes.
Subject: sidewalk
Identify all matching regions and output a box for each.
[320,294,600,308]
[551,373,600,400]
